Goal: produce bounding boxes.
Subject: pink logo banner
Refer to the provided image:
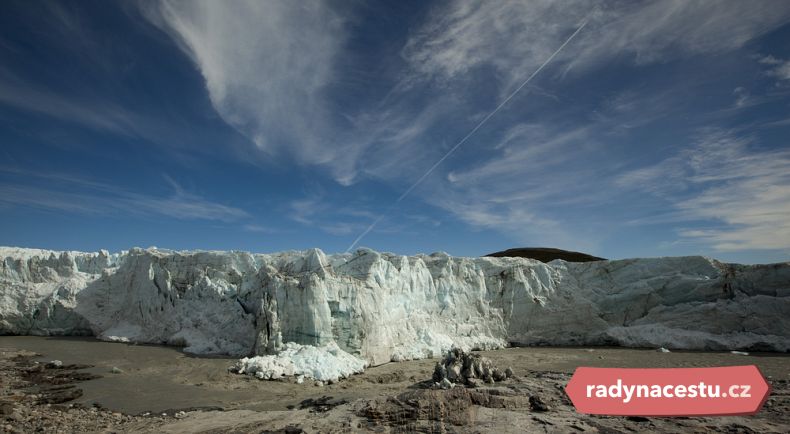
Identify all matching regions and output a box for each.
[565,365,770,416]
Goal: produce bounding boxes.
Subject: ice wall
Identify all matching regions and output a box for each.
[2,246,789,365]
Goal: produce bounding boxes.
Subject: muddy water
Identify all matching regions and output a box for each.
[1,336,787,415]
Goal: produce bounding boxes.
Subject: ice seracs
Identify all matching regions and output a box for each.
[231,342,368,381]
[2,246,789,381]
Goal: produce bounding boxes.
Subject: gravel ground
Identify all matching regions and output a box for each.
[1,337,789,433]
[0,347,168,433]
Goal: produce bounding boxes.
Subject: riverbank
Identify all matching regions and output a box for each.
[1,337,789,432]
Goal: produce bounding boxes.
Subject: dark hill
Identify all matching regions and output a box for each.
[485,247,605,263]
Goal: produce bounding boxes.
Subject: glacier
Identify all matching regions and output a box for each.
[1,246,789,380]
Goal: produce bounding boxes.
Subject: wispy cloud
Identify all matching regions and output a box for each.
[142,1,346,166]
[402,0,588,91]
[732,87,751,109]
[389,0,790,254]
[287,195,433,237]
[618,130,790,251]
[138,0,790,193]
[0,168,250,222]
[288,196,367,236]
[423,122,615,252]
[759,55,790,82]
[142,0,439,186]
[0,68,141,136]
[403,1,790,89]
[0,5,210,151]
[333,98,453,185]
[446,124,594,188]
[242,224,279,234]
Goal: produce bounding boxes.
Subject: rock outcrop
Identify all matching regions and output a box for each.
[486,247,605,263]
[432,348,513,389]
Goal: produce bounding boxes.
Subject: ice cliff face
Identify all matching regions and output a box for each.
[2,246,789,367]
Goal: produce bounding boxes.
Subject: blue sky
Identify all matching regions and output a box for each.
[1,1,790,263]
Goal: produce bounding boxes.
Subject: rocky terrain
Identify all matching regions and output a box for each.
[0,347,166,433]
[1,341,789,433]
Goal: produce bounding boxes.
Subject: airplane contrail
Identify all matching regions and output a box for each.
[345,18,589,253]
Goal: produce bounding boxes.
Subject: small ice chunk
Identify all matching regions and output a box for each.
[232,342,367,383]
[730,351,749,356]
[657,347,671,353]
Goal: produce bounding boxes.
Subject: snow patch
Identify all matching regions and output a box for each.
[99,323,143,343]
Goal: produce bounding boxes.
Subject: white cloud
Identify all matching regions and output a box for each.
[403,0,790,89]
[144,0,346,164]
[144,1,446,187]
[140,0,790,192]
[426,123,614,252]
[732,87,750,108]
[123,190,250,222]
[0,67,141,136]
[618,130,790,251]
[446,124,593,188]
[0,168,249,222]
[759,55,790,81]
[328,97,453,185]
[403,0,587,90]
[286,194,441,239]
[242,224,279,234]
[288,196,371,236]
[0,6,230,155]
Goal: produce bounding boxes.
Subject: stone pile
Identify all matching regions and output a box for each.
[432,348,513,389]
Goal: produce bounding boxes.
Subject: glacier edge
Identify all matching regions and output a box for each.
[2,246,789,379]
